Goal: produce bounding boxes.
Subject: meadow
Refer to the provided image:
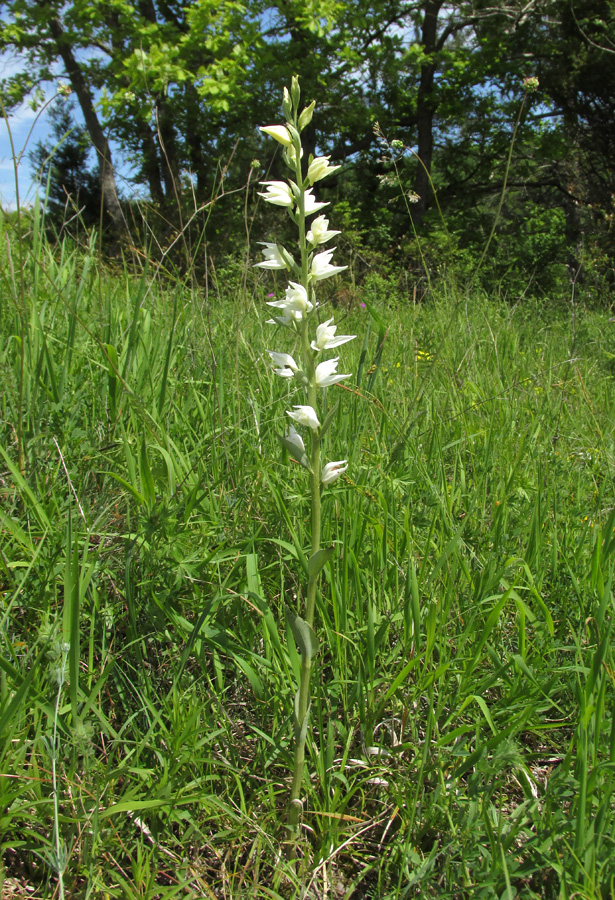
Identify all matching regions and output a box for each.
[1,201,615,898]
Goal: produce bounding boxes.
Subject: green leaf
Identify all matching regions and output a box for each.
[319,401,340,438]
[277,432,312,471]
[285,608,319,660]
[245,553,261,596]
[0,442,50,531]
[293,369,310,388]
[104,471,146,506]
[298,100,315,130]
[294,690,311,743]
[307,546,334,579]
[105,343,118,417]
[472,694,497,736]
[138,439,156,508]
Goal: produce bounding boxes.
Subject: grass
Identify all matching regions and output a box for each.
[1,209,615,898]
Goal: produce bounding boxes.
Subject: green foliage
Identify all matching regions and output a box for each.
[1,0,614,287]
[1,212,615,894]
[30,100,101,233]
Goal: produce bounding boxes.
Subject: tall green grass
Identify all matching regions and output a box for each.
[1,208,615,897]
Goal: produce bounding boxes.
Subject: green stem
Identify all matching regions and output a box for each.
[306,426,321,628]
[287,651,312,832]
[51,649,67,899]
[286,110,323,835]
[287,434,321,833]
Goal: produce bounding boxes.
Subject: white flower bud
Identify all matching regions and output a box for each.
[260,125,293,147]
[287,405,320,430]
[321,460,348,485]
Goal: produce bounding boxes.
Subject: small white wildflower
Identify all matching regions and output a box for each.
[258,181,294,207]
[304,188,329,215]
[315,357,351,388]
[287,405,320,430]
[267,350,299,377]
[306,215,340,246]
[254,242,288,269]
[307,156,341,184]
[310,248,347,281]
[321,460,348,485]
[311,318,356,351]
[260,125,293,146]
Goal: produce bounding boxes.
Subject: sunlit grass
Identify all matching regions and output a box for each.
[1,217,615,897]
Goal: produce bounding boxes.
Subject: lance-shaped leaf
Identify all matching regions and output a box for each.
[286,607,319,660]
[298,101,315,131]
[319,401,340,438]
[280,245,302,275]
[287,122,301,147]
[282,87,292,121]
[294,691,311,743]
[277,431,312,471]
[307,545,335,579]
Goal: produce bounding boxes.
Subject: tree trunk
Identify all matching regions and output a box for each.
[137,120,166,206]
[155,94,183,203]
[411,0,443,226]
[137,0,183,205]
[105,3,165,207]
[46,15,129,239]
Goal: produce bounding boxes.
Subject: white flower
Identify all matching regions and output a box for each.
[254,242,288,269]
[303,189,329,216]
[267,350,299,377]
[315,357,351,388]
[285,281,313,313]
[306,215,340,246]
[267,281,313,318]
[307,156,341,184]
[258,181,294,207]
[310,248,347,281]
[285,144,303,164]
[321,460,348,485]
[260,125,293,146]
[285,425,305,456]
[311,318,356,351]
[287,405,320,430]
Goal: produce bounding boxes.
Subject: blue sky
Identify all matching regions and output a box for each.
[0,53,59,209]
[0,90,142,210]
[0,98,54,209]
[0,53,139,210]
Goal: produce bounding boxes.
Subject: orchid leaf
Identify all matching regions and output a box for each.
[319,401,340,438]
[307,545,334,579]
[293,690,311,742]
[285,607,319,660]
[293,369,310,387]
[280,246,299,274]
[277,432,312,471]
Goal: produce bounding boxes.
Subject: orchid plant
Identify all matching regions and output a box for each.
[255,77,355,838]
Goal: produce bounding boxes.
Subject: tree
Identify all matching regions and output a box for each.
[1,0,611,289]
[30,98,100,231]
[536,0,615,269]
[0,0,254,238]
[0,0,128,236]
